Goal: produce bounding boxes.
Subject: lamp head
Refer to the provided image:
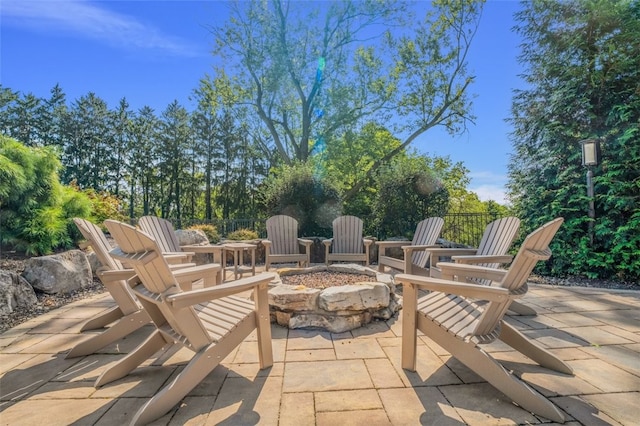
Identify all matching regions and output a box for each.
[580,138,600,166]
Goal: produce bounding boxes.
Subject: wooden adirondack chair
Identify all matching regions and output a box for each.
[262,215,313,270]
[428,216,521,277]
[67,218,222,359]
[377,217,444,276]
[100,220,275,425]
[399,218,569,423]
[138,216,223,284]
[323,215,373,266]
[427,216,535,315]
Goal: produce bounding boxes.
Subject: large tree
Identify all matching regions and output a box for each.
[508,0,640,280]
[210,0,482,200]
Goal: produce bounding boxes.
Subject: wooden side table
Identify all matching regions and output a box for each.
[222,243,257,281]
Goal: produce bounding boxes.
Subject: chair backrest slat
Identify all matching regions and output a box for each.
[473,218,563,336]
[476,216,521,259]
[410,217,445,267]
[332,216,363,254]
[138,216,181,253]
[266,215,299,255]
[468,217,521,285]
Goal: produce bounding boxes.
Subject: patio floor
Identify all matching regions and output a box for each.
[1,271,639,425]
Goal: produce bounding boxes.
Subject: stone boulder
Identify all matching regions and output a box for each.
[176,229,209,246]
[176,229,212,265]
[22,250,92,295]
[86,251,102,277]
[319,283,390,311]
[0,271,37,315]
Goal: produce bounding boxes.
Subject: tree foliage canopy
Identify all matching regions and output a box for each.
[210,0,483,200]
[508,0,640,280]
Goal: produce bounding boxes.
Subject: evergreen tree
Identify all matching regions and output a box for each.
[109,98,132,196]
[157,101,191,225]
[508,0,640,280]
[62,93,111,190]
[40,84,68,149]
[127,106,160,217]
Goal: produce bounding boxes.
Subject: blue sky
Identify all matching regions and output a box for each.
[1,0,524,205]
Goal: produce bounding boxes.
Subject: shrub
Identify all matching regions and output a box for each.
[373,159,449,239]
[188,224,221,244]
[0,136,93,254]
[226,228,258,240]
[81,186,128,225]
[259,162,342,237]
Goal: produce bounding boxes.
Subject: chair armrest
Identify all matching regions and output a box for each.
[376,240,409,248]
[180,245,222,254]
[426,248,478,259]
[163,252,192,263]
[403,244,441,251]
[402,244,441,256]
[452,254,513,264]
[363,239,373,247]
[437,262,507,282]
[322,239,333,247]
[173,263,220,277]
[167,273,276,309]
[168,263,197,269]
[97,268,135,282]
[298,238,313,248]
[395,274,509,302]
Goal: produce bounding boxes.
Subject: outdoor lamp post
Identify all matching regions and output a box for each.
[580,138,600,245]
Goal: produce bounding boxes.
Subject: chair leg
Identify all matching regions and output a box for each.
[401,283,418,371]
[509,300,537,316]
[500,321,573,374]
[95,330,168,387]
[254,286,274,369]
[422,320,565,423]
[80,306,124,331]
[131,344,227,425]
[67,309,151,358]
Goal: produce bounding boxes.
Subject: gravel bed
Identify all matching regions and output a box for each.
[280,271,376,289]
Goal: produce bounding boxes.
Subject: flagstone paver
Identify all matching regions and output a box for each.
[1,278,639,425]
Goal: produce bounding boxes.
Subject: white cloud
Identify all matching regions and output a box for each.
[470,184,509,205]
[2,0,201,56]
[468,171,510,205]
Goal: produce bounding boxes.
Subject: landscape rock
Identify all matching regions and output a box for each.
[269,284,320,311]
[287,312,364,334]
[0,271,37,315]
[86,251,101,277]
[22,250,92,295]
[176,229,209,246]
[319,283,390,311]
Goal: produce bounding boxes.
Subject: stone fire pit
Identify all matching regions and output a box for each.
[268,264,401,333]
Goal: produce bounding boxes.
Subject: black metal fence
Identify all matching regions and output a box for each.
[183,212,503,248]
